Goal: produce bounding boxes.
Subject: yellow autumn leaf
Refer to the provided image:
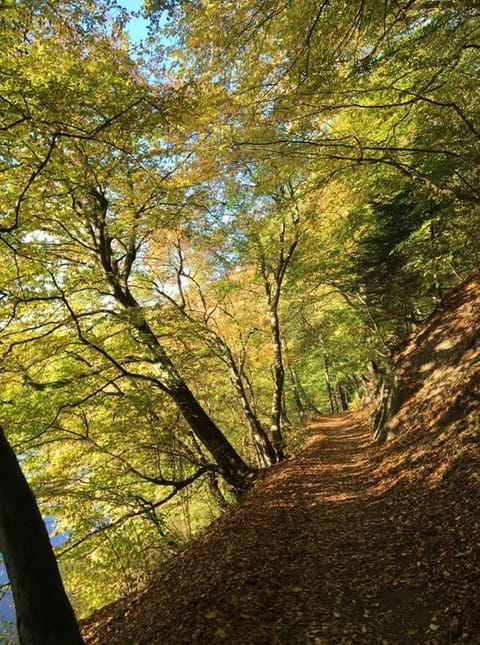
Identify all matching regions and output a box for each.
[205,610,218,619]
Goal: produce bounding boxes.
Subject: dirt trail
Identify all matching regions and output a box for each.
[83,410,479,644]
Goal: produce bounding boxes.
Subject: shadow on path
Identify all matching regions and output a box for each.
[83,411,480,645]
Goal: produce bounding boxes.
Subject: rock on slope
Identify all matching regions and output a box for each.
[376,269,479,476]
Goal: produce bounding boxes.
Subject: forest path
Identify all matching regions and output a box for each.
[83,410,478,645]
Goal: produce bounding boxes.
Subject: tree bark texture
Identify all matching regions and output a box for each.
[323,354,337,414]
[223,345,277,467]
[169,381,252,489]
[0,426,85,645]
[90,210,254,488]
[269,306,286,461]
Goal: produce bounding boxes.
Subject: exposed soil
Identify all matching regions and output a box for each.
[82,272,480,645]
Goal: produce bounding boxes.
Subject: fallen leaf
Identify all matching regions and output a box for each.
[205,610,218,619]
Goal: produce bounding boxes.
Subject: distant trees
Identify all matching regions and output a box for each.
[160,0,480,345]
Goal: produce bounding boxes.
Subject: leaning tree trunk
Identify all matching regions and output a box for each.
[169,380,252,489]
[88,191,256,490]
[129,318,254,489]
[0,426,85,645]
[221,343,277,468]
[188,431,230,509]
[132,320,254,488]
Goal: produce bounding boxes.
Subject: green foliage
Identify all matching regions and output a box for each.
[0,0,478,618]
[346,192,426,334]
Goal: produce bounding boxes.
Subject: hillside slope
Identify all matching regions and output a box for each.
[82,273,480,644]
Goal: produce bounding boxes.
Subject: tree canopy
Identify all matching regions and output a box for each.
[0,0,478,626]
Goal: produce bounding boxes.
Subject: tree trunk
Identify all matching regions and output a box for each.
[206,473,230,510]
[136,324,255,488]
[289,364,321,418]
[323,354,336,414]
[169,381,252,489]
[430,222,444,305]
[337,383,349,411]
[99,276,255,489]
[269,305,286,461]
[258,199,300,463]
[0,426,84,645]
[222,345,276,468]
[90,200,254,489]
[188,431,230,509]
[288,364,306,420]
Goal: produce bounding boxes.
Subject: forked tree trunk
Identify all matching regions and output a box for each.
[0,426,84,645]
[259,199,300,461]
[222,344,277,467]
[90,194,254,489]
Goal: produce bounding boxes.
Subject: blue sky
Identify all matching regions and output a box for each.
[117,0,150,43]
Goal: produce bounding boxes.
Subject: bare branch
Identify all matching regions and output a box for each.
[1,135,58,233]
[57,467,211,558]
